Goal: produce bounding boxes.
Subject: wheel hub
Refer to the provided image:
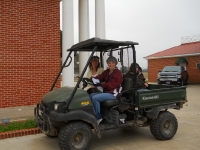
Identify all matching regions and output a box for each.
[73,133,82,143]
[163,120,172,134]
[72,132,87,149]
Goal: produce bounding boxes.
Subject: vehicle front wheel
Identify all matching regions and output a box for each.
[45,125,58,138]
[58,122,93,150]
[150,111,178,140]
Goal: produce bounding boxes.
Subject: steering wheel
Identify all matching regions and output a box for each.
[76,76,93,89]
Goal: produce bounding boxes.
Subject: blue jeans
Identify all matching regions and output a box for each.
[90,93,116,119]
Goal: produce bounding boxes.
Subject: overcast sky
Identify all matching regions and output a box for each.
[60,0,200,68]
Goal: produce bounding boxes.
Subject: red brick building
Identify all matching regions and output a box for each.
[0,0,61,108]
[145,41,200,84]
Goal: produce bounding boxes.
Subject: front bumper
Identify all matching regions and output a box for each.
[158,78,181,84]
[34,103,51,133]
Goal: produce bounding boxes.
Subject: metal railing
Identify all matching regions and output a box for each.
[181,35,200,44]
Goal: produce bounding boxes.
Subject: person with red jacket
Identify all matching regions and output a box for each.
[90,56,123,124]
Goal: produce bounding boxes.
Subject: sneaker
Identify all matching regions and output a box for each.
[97,118,103,125]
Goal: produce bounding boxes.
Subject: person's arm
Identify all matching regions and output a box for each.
[101,70,123,90]
[94,69,107,82]
[138,73,148,88]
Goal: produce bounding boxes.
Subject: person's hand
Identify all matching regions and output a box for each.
[84,78,92,83]
[144,82,148,87]
[93,83,102,86]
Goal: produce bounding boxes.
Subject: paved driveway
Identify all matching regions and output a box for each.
[1,84,200,150]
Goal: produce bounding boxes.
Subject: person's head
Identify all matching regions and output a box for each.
[89,56,100,71]
[106,56,117,71]
[130,63,142,72]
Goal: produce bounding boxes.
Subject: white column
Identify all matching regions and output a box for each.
[95,0,105,39]
[79,0,90,75]
[62,0,74,87]
[95,0,106,67]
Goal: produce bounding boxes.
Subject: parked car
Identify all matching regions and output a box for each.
[157,66,188,86]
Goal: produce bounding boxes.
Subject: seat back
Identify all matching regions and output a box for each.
[121,78,133,93]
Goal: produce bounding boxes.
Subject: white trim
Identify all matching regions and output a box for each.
[144,53,200,60]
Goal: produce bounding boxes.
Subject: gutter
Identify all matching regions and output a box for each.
[144,53,200,60]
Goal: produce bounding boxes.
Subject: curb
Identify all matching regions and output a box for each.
[0,128,42,140]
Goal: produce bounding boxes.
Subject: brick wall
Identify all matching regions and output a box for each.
[148,55,200,84]
[0,0,61,108]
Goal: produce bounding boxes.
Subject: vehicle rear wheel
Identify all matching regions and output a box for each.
[180,80,184,86]
[150,111,178,140]
[58,122,93,150]
[185,76,188,85]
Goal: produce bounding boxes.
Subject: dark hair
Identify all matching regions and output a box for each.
[88,56,100,71]
[130,63,142,72]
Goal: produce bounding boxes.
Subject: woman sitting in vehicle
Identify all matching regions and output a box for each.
[85,56,104,92]
[123,63,148,90]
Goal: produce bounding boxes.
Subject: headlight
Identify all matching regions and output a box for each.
[54,103,67,113]
[54,103,59,110]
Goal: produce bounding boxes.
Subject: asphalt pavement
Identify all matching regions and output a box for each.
[0,84,200,150]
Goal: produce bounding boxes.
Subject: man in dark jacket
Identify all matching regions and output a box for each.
[123,63,148,90]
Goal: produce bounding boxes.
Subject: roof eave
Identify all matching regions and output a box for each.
[144,53,200,60]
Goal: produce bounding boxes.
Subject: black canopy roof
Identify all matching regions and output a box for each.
[67,37,139,52]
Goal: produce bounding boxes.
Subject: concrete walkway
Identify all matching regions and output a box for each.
[0,105,35,123]
[0,84,200,150]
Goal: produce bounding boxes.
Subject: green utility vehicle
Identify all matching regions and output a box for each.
[34,38,187,150]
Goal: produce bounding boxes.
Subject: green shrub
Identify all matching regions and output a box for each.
[0,118,37,133]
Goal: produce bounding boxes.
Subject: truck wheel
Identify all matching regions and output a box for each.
[45,133,58,138]
[45,126,58,138]
[150,111,178,140]
[58,122,93,150]
[180,80,184,86]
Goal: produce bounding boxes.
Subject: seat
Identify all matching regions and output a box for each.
[101,99,119,107]
[101,78,133,107]
[121,78,133,93]
[118,78,133,112]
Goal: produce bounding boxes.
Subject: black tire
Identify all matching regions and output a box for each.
[45,125,58,138]
[185,76,188,85]
[150,111,178,140]
[157,81,162,85]
[45,133,58,138]
[58,122,93,150]
[180,80,184,86]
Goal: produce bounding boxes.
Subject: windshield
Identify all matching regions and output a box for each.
[162,66,181,72]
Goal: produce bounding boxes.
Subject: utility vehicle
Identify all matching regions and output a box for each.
[35,37,187,150]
